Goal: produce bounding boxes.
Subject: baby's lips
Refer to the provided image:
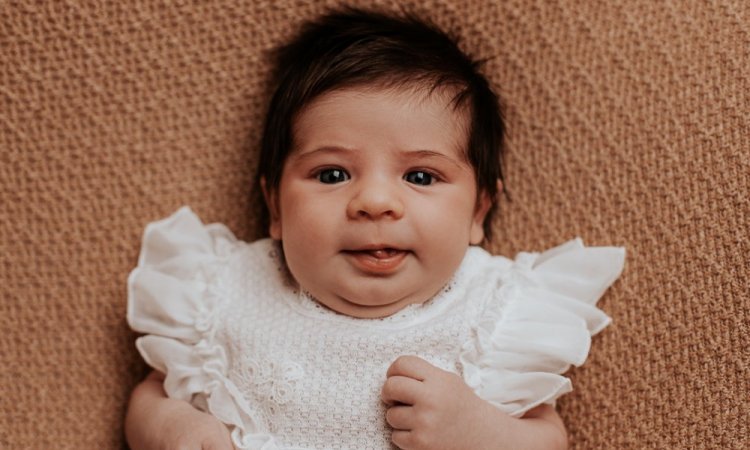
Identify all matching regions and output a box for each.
[344,247,410,259]
[365,248,402,258]
[343,247,410,274]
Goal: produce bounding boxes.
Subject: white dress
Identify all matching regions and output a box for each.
[127,207,626,450]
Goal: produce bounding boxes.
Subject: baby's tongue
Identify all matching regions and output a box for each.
[367,249,397,258]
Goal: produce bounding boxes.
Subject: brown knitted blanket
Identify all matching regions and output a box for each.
[1,1,747,448]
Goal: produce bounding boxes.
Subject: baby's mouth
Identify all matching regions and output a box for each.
[358,248,402,258]
[344,246,409,258]
[342,247,410,274]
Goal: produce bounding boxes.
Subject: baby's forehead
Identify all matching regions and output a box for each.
[291,83,472,157]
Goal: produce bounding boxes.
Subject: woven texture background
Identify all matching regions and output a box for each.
[1,1,748,449]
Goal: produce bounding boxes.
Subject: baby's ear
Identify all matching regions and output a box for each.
[469,180,501,245]
[260,176,282,240]
[469,189,491,245]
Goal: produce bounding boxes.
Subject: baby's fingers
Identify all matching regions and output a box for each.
[381,375,423,406]
[386,355,438,380]
[385,405,415,430]
[391,430,414,450]
[392,430,432,450]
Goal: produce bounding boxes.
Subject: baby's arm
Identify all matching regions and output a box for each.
[125,370,235,450]
[381,356,568,450]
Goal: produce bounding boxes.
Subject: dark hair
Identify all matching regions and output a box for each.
[257,6,505,240]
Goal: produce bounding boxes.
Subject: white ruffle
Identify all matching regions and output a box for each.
[460,238,625,417]
[127,207,282,450]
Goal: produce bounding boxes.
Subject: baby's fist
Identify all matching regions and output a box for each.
[381,355,498,450]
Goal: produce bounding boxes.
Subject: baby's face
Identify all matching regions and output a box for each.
[265,86,489,318]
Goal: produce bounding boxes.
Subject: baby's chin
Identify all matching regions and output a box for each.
[312,290,429,319]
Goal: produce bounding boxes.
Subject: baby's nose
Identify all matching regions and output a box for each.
[346,181,404,220]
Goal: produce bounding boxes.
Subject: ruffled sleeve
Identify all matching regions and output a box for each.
[459,238,625,417]
[127,207,279,449]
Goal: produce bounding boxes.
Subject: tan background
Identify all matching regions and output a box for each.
[1,1,748,449]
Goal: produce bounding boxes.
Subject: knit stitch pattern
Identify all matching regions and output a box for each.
[1,1,748,449]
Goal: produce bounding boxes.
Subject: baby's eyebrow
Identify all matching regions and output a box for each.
[403,150,466,169]
[291,146,354,163]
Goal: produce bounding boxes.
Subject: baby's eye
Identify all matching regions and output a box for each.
[404,171,435,186]
[317,168,350,184]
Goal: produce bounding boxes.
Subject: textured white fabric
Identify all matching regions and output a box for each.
[127,207,626,450]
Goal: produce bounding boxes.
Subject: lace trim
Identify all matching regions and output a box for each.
[296,280,457,323]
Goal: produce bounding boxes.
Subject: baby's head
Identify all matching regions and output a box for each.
[257,7,505,318]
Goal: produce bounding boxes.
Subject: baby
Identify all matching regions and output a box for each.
[125,7,625,450]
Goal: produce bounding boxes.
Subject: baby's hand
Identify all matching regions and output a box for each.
[381,355,507,450]
[155,405,236,450]
[125,371,236,450]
